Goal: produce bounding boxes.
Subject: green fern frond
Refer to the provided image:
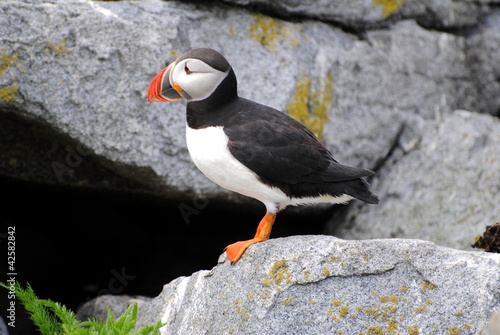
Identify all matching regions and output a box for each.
[0,281,165,335]
[1,282,63,334]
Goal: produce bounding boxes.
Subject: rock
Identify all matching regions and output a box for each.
[1,0,499,203]
[0,317,8,335]
[77,295,152,322]
[330,110,500,251]
[465,11,500,117]
[222,0,486,29]
[80,236,500,334]
[486,311,500,335]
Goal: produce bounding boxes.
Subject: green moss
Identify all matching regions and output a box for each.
[287,73,333,141]
[372,0,404,18]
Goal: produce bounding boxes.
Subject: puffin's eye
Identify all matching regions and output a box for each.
[184,64,192,75]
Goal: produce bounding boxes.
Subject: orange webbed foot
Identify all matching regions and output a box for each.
[225,213,277,264]
[226,239,259,264]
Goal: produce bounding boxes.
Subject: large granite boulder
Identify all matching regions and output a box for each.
[221,0,487,29]
[4,2,499,333]
[79,235,500,334]
[1,0,499,204]
[329,110,500,251]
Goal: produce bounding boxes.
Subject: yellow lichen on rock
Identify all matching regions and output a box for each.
[407,325,419,335]
[262,259,291,286]
[170,49,179,61]
[229,21,237,37]
[332,299,342,307]
[339,306,349,317]
[422,280,436,290]
[235,306,249,320]
[287,73,333,141]
[0,51,20,102]
[250,15,281,50]
[0,85,19,102]
[447,326,461,335]
[249,14,300,50]
[0,52,18,76]
[46,40,71,55]
[372,0,404,18]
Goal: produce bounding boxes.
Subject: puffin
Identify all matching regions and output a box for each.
[148,48,379,264]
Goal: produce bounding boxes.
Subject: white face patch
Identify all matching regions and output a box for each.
[171,59,228,101]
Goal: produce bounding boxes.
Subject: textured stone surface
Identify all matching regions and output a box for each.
[465,11,500,117]
[486,311,500,335]
[77,295,152,322]
[221,0,485,29]
[80,236,500,334]
[1,0,499,202]
[330,110,500,250]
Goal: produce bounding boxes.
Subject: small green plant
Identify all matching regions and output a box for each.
[0,282,164,335]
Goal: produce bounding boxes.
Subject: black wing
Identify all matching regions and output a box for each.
[224,99,374,186]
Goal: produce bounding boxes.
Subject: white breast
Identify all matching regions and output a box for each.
[185,125,288,213]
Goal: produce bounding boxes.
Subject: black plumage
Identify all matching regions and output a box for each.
[185,62,379,205]
[149,48,379,263]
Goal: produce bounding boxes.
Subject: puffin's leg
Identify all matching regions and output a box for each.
[226,213,277,264]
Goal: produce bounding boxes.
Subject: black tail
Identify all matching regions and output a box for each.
[343,178,379,204]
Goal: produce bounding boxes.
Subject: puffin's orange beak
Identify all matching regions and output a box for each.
[147,63,183,102]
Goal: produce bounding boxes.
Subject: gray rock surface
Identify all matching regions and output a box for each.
[81,236,500,334]
[486,311,500,335]
[330,110,500,251]
[222,0,487,29]
[1,0,500,203]
[77,295,152,322]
